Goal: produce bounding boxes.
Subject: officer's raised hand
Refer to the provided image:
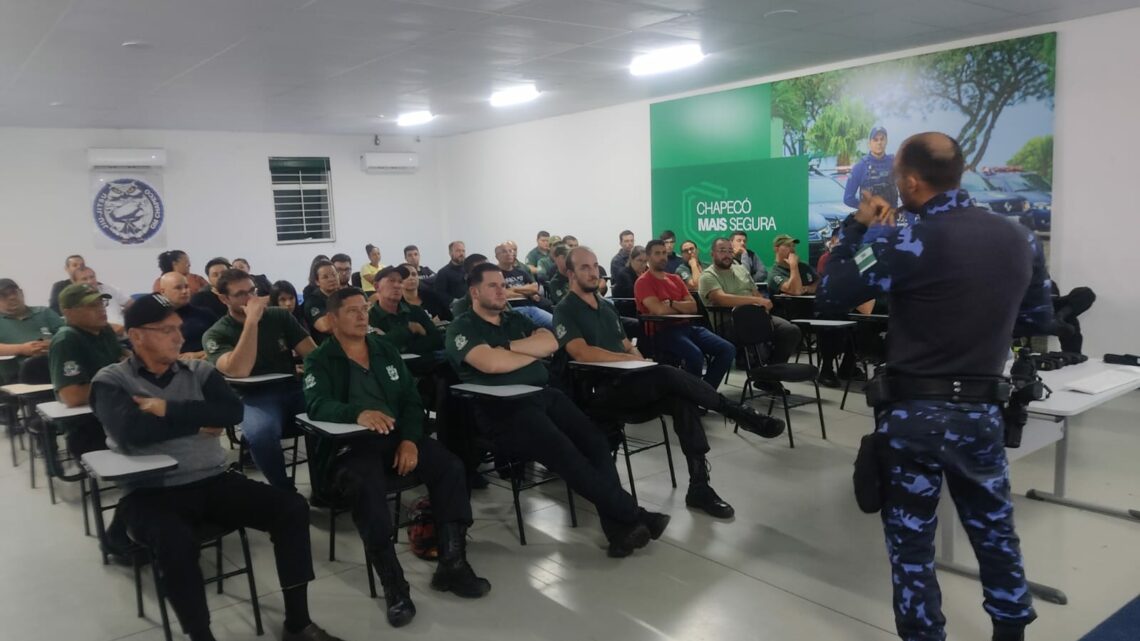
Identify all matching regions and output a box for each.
[393,440,418,476]
[243,294,269,327]
[857,189,896,227]
[357,409,395,434]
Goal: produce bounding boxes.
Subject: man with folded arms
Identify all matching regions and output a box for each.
[446,263,669,557]
[305,288,489,628]
[91,294,346,641]
[555,248,784,519]
[0,278,63,385]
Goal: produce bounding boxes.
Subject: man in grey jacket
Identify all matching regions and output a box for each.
[90,294,347,641]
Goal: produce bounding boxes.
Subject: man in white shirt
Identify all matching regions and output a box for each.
[74,266,131,334]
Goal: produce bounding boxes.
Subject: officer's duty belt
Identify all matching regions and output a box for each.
[865,375,1011,407]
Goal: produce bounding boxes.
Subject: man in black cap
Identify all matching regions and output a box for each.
[0,278,63,385]
[91,294,347,641]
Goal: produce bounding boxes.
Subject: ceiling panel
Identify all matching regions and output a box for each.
[456,15,628,45]
[505,0,683,30]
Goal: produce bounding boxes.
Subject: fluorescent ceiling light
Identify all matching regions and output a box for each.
[629,44,705,76]
[397,111,434,127]
[490,85,541,107]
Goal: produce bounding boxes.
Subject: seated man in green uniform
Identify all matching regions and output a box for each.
[0,278,64,385]
[545,244,572,306]
[368,266,443,363]
[305,287,489,628]
[446,263,669,558]
[554,248,785,520]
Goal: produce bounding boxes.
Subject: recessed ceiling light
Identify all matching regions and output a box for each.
[490,84,541,108]
[763,9,799,19]
[48,101,64,107]
[630,44,705,76]
[397,111,435,127]
[121,40,153,49]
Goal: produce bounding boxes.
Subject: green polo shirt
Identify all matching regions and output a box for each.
[0,306,64,384]
[698,263,757,306]
[525,246,548,268]
[445,310,548,386]
[552,293,626,353]
[203,307,309,376]
[676,260,705,284]
[49,325,123,393]
[546,272,570,306]
[369,300,442,356]
[767,262,819,294]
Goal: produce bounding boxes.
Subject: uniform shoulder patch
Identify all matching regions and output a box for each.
[62,360,80,377]
[855,245,878,274]
[453,334,468,350]
[555,324,567,339]
[205,338,219,353]
[386,365,399,381]
[303,373,316,390]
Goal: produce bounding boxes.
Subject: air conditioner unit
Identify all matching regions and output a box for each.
[87,148,167,168]
[361,152,418,173]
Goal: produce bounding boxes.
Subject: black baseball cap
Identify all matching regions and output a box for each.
[374,265,410,282]
[124,294,177,329]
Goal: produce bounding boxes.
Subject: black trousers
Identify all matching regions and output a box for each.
[590,366,713,461]
[818,327,856,374]
[332,436,471,550]
[118,472,314,634]
[1054,286,1095,354]
[473,388,640,539]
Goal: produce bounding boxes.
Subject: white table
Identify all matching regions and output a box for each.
[0,355,14,361]
[640,314,702,321]
[451,383,543,399]
[791,318,856,328]
[295,413,368,438]
[1,383,54,396]
[36,401,93,420]
[80,450,178,482]
[225,373,295,385]
[569,360,656,371]
[400,353,420,361]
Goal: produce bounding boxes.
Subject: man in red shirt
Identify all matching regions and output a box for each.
[634,240,735,387]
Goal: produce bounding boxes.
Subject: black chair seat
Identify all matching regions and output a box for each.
[748,363,818,382]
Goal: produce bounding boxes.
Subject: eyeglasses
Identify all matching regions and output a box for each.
[136,325,182,337]
[227,288,255,299]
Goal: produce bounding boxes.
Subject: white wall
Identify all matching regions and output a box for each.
[440,8,1140,356]
[0,128,445,306]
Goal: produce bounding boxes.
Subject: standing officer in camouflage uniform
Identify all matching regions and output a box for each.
[817,132,1053,641]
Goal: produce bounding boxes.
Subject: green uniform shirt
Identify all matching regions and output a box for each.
[767,262,819,294]
[546,272,570,306]
[525,246,548,268]
[698,263,757,306]
[552,293,626,353]
[302,290,332,344]
[676,261,704,284]
[445,310,548,386]
[49,325,123,393]
[537,255,556,280]
[450,293,472,318]
[303,334,424,489]
[203,307,309,376]
[368,301,443,356]
[0,306,63,384]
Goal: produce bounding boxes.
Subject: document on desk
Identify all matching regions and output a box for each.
[1065,367,1140,395]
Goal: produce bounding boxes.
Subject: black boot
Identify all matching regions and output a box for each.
[992,622,1026,641]
[606,522,651,558]
[638,509,671,540]
[430,523,491,598]
[718,396,785,438]
[684,457,735,519]
[371,545,416,627]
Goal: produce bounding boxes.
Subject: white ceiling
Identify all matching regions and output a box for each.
[1,0,1137,136]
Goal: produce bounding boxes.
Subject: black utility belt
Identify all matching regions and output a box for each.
[865,375,1011,407]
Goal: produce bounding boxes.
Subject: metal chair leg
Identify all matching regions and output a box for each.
[814,382,827,440]
[80,476,91,536]
[391,491,402,544]
[237,528,264,636]
[660,417,677,488]
[215,537,224,594]
[781,391,795,449]
[152,556,173,641]
[566,485,577,528]
[364,547,378,598]
[329,508,338,562]
[621,429,636,502]
[511,472,526,545]
[133,552,144,618]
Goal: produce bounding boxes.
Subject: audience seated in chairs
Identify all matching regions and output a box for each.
[48,254,87,314]
[0,278,63,385]
[231,257,273,296]
[446,263,670,558]
[330,253,353,289]
[398,264,451,322]
[153,250,209,296]
[434,241,468,305]
[403,244,435,282]
[304,287,490,628]
[189,257,231,319]
[91,294,346,641]
[157,272,217,360]
[635,240,735,389]
[303,259,343,345]
[269,279,310,332]
[203,268,315,491]
[553,247,784,519]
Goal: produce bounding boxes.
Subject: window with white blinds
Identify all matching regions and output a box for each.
[269,157,335,244]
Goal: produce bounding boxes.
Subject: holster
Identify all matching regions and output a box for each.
[864,373,1011,408]
[853,432,889,514]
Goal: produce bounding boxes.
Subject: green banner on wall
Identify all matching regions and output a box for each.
[651,157,808,264]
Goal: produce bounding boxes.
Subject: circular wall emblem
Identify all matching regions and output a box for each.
[93,178,164,245]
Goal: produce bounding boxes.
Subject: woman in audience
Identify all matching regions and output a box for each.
[400,263,452,322]
[152,249,208,294]
[611,245,647,300]
[302,259,341,344]
[302,254,330,299]
[676,239,705,290]
[360,244,383,295]
[270,280,308,331]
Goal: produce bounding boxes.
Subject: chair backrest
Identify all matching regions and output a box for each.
[351,271,362,288]
[731,305,777,369]
[691,294,712,329]
[18,355,51,385]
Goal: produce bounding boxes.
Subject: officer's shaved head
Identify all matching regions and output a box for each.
[896,132,965,192]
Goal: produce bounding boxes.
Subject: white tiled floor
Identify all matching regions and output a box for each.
[2,375,1137,641]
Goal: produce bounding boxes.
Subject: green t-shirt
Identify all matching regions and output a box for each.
[445,310,548,386]
[537,255,556,280]
[302,290,332,344]
[203,307,310,376]
[552,293,626,353]
[525,246,548,268]
[369,301,443,356]
[698,263,758,306]
[49,325,123,393]
[676,260,704,284]
[0,306,64,384]
[767,262,819,294]
[546,273,570,306]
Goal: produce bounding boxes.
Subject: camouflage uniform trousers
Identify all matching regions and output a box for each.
[875,400,1037,641]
